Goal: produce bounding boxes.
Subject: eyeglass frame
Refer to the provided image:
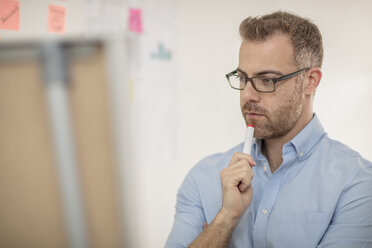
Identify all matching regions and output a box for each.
[226,67,311,93]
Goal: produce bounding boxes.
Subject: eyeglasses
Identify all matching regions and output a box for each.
[226,68,310,93]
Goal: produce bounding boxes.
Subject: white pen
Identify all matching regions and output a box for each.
[243,124,255,155]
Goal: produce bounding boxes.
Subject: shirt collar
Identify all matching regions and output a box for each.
[290,114,325,160]
[253,114,326,161]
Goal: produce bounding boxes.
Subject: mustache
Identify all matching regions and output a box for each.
[242,102,268,115]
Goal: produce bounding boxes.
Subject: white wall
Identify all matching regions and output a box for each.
[142,0,372,247]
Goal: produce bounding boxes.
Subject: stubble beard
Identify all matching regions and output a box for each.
[242,83,304,140]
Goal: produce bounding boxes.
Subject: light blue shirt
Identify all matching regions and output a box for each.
[165,115,372,248]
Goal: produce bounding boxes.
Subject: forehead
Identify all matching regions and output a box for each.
[238,34,295,74]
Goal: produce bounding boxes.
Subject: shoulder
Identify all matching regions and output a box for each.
[190,143,243,176]
[317,134,372,184]
[321,135,372,167]
[177,143,242,198]
[181,143,243,186]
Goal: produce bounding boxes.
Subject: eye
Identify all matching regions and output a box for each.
[260,78,274,85]
[238,76,246,83]
[234,75,247,89]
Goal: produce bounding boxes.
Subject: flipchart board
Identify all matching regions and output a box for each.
[0,42,122,248]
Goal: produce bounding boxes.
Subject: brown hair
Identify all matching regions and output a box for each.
[239,11,323,68]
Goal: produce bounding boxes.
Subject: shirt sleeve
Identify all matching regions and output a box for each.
[317,165,372,247]
[165,169,206,248]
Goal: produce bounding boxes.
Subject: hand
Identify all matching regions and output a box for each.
[220,152,256,220]
[188,154,255,248]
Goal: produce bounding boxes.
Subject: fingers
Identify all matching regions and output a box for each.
[219,153,256,219]
[220,158,254,192]
[229,165,254,192]
[229,152,256,167]
[238,171,253,192]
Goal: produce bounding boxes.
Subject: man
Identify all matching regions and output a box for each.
[165,11,372,248]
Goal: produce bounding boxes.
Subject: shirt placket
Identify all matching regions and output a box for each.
[252,150,296,248]
[252,169,281,247]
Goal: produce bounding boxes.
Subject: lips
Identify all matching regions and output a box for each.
[246,112,264,116]
[245,112,265,119]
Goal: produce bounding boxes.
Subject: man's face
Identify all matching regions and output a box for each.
[239,34,305,140]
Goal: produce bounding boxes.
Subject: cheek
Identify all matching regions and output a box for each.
[262,95,279,113]
[240,93,245,107]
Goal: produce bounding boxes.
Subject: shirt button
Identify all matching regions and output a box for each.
[299,152,304,157]
[262,209,268,215]
[263,166,267,172]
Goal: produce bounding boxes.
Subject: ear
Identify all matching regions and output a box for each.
[304,67,322,95]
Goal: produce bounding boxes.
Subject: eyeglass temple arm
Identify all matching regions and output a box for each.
[274,67,310,82]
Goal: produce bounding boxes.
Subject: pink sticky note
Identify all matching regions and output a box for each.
[0,0,20,31]
[129,8,143,33]
[48,5,66,34]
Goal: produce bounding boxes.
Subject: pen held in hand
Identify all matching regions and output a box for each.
[243,124,254,155]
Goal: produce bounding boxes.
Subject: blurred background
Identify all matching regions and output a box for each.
[0,0,371,247]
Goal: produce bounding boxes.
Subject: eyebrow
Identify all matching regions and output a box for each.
[236,67,284,77]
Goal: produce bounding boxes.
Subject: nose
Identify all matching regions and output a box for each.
[241,80,260,103]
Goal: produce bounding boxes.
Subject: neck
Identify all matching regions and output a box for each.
[262,111,313,173]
